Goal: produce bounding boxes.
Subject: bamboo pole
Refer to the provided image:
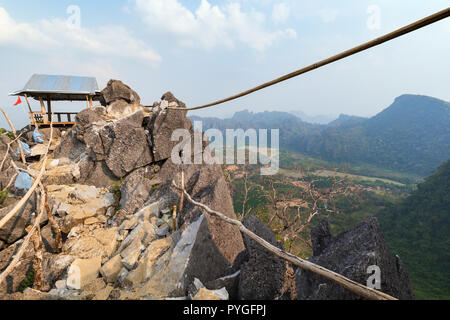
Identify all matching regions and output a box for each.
[24,94,36,127]
[0,107,26,164]
[0,187,46,287]
[0,119,53,230]
[0,132,24,172]
[178,170,184,229]
[172,181,398,301]
[23,94,33,114]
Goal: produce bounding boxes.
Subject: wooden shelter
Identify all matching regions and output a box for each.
[10,74,102,126]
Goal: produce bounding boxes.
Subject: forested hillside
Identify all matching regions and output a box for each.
[377,160,450,300]
[191,94,450,176]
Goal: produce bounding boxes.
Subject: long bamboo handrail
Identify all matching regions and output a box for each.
[172,181,397,300]
[167,7,450,111]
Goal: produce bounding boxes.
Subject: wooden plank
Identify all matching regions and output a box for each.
[47,99,52,122]
[89,96,93,108]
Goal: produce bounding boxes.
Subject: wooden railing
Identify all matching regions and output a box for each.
[30,111,78,125]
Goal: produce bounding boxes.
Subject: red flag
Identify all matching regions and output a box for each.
[13,96,22,106]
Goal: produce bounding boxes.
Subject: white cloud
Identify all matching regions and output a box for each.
[0,7,161,65]
[318,8,340,23]
[272,3,290,25]
[134,0,297,51]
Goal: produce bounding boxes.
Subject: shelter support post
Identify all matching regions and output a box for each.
[47,99,52,123]
[39,97,48,124]
[23,94,36,127]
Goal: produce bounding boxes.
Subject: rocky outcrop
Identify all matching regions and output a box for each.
[0,193,47,244]
[237,215,287,300]
[0,81,247,300]
[1,77,417,301]
[295,218,414,300]
[101,80,140,106]
[0,239,35,294]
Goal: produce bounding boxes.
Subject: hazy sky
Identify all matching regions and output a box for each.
[0,0,449,129]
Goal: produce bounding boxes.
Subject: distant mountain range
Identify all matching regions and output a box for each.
[190,94,450,176]
[287,110,337,124]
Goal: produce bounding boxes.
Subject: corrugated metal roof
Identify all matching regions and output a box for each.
[10,74,100,100]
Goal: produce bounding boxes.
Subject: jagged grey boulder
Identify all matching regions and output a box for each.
[295,218,414,300]
[145,95,191,162]
[0,193,48,244]
[0,239,35,294]
[237,215,287,300]
[99,111,153,178]
[101,80,141,105]
[119,165,161,214]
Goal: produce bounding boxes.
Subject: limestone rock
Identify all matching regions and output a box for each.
[66,256,102,290]
[193,287,229,300]
[63,227,118,263]
[42,162,79,185]
[0,240,35,294]
[106,100,132,118]
[47,184,114,233]
[119,165,160,214]
[101,80,141,105]
[205,270,241,300]
[120,237,144,270]
[100,254,123,284]
[85,110,153,178]
[140,237,173,280]
[145,96,191,162]
[41,254,74,292]
[295,218,414,300]
[134,202,160,222]
[93,285,114,300]
[0,193,46,244]
[123,263,145,287]
[40,224,58,253]
[52,129,86,162]
[118,220,155,253]
[237,215,287,300]
[55,280,66,290]
[138,215,204,298]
